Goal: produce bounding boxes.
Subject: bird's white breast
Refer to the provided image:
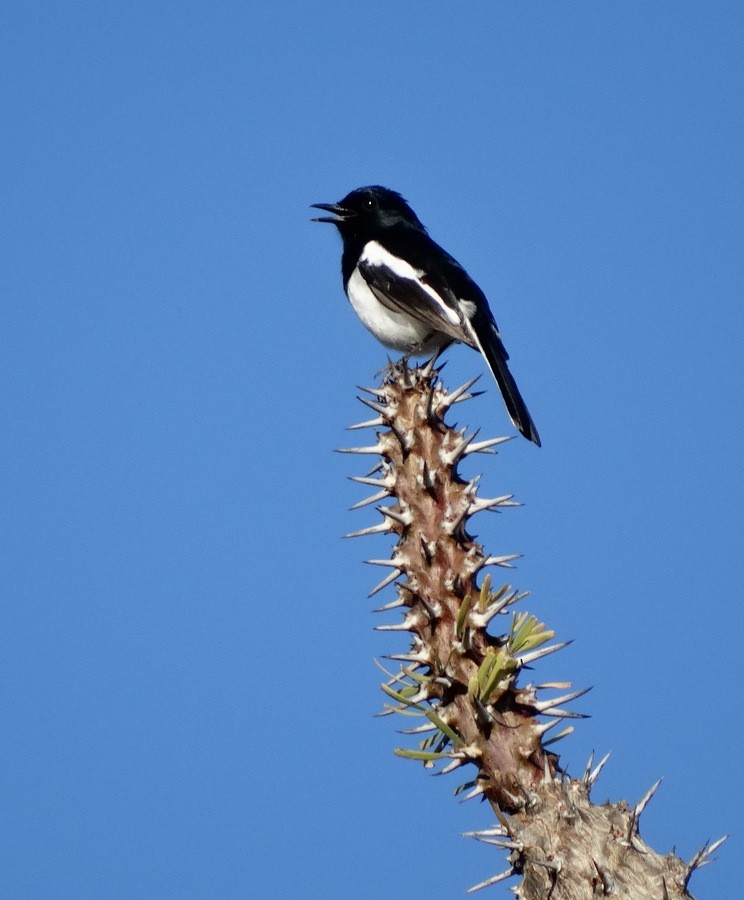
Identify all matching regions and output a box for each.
[344,241,453,353]
[346,267,431,352]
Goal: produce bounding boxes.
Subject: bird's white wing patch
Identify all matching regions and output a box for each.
[360,241,461,327]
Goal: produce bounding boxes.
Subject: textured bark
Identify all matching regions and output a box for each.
[343,360,723,899]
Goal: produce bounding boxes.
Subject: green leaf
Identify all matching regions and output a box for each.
[456,594,473,638]
[394,748,449,762]
[424,709,461,744]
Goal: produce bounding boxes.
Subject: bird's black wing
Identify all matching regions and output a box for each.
[383,230,542,446]
[356,245,468,344]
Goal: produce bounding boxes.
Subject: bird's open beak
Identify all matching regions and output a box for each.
[310,202,354,223]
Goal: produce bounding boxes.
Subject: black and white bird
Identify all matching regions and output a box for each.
[312,185,540,446]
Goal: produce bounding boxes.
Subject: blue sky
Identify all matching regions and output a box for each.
[2,3,742,897]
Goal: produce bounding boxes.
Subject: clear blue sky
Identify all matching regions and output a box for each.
[2,3,741,898]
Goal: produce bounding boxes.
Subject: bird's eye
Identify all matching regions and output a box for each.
[363,196,377,211]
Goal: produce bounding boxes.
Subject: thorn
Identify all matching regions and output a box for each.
[535,719,563,738]
[418,594,440,621]
[357,384,387,398]
[516,641,572,667]
[384,649,431,663]
[374,616,417,632]
[469,494,519,514]
[542,754,553,784]
[336,445,383,456]
[377,505,413,527]
[420,535,435,564]
[462,435,513,455]
[480,553,521,569]
[388,419,413,452]
[421,462,437,497]
[632,778,663,827]
[349,474,388,487]
[441,429,478,465]
[420,352,441,377]
[439,756,469,776]
[543,725,574,746]
[462,826,508,839]
[439,375,481,409]
[532,687,592,714]
[368,568,402,597]
[540,708,587,719]
[592,858,615,895]
[585,752,611,789]
[424,380,439,424]
[459,782,485,802]
[442,497,472,535]
[473,697,492,729]
[358,396,389,416]
[400,721,438,735]
[350,489,389,510]
[684,834,728,888]
[344,521,391,539]
[582,751,595,785]
[365,557,402,569]
[531,858,560,872]
[347,417,384,431]
[468,592,517,628]
[470,837,522,850]
[466,869,514,893]
[373,597,407,612]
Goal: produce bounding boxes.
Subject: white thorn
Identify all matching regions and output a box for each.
[440,429,477,466]
[368,568,402,597]
[469,494,518,514]
[351,489,389,510]
[586,752,611,788]
[344,521,391,539]
[347,417,384,431]
[582,751,595,785]
[462,435,512,455]
[532,687,591,713]
[373,597,407,612]
[686,835,729,882]
[377,505,413,526]
[440,375,481,408]
[350,474,388,487]
[467,869,515,893]
[462,826,507,839]
[516,641,571,667]
[480,554,521,569]
[336,444,383,455]
[633,778,663,822]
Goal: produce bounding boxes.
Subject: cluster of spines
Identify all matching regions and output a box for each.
[340,359,726,896]
[341,360,580,805]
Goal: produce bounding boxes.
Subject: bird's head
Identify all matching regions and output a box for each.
[311,185,425,235]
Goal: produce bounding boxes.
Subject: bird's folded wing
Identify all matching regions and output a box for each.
[357,257,468,344]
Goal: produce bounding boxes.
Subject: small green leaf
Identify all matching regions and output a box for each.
[394,748,449,762]
[456,594,473,638]
[424,709,461,744]
[543,725,574,746]
[381,683,423,708]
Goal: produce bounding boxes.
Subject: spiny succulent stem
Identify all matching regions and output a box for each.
[342,359,718,899]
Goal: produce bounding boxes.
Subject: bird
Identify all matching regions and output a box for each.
[311,185,540,446]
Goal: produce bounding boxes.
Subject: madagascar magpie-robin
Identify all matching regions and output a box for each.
[312,185,540,446]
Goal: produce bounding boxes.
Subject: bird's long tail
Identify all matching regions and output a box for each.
[469,318,541,447]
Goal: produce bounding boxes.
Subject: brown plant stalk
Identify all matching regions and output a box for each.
[342,360,724,899]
